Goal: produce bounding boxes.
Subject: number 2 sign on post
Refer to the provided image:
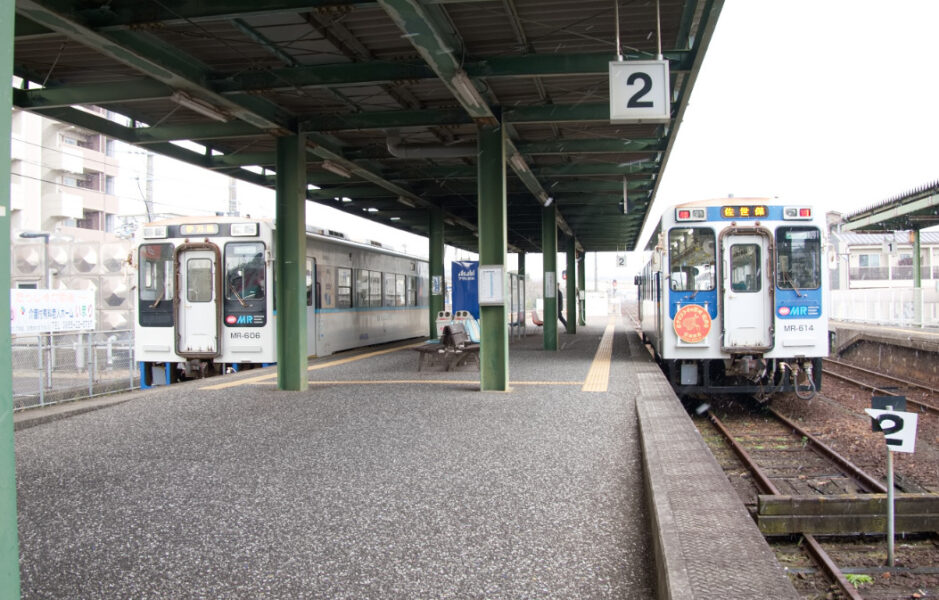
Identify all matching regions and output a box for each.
[609,60,671,124]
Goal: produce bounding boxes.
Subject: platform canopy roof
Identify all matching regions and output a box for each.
[12,0,723,253]
[842,180,939,233]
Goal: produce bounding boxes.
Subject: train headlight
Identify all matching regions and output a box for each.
[784,207,813,220]
[676,207,706,221]
[142,225,168,239]
[231,223,259,237]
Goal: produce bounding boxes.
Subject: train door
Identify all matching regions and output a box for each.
[306,257,318,356]
[176,245,221,357]
[721,233,772,350]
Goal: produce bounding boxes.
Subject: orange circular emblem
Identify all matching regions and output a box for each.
[673,305,711,343]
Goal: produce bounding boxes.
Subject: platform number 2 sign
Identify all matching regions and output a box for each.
[609,60,671,124]
[864,408,918,453]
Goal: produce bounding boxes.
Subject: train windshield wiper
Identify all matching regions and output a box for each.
[782,271,803,298]
[229,284,248,307]
[149,289,164,309]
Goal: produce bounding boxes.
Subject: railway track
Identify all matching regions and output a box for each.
[696,399,939,600]
[823,358,939,417]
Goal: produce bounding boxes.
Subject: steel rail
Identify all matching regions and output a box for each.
[822,361,939,417]
[767,406,888,494]
[823,357,939,396]
[706,410,864,600]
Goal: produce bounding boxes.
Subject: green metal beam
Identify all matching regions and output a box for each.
[542,205,558,350]
[0,1,21,595]
[215,52,671,94]
[428,206,445,339]
[566,236,576,334]
[15,0,374,32]
[16,78,171,108]
[517,139,662,154]
[16,0,289,131]
[477,124,509,390]
[275,135,308,391]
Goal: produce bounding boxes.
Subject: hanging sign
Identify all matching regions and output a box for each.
[451,261,480,318]
[609,60,671,124]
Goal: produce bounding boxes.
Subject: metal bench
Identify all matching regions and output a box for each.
[414,323,480,371]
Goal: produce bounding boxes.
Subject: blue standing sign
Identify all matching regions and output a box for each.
[451,261,479,319]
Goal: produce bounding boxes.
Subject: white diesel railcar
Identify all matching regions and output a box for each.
[637,199,828,398]
[135,217,428,386]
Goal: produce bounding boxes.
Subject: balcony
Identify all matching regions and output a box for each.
[41,188,83,219]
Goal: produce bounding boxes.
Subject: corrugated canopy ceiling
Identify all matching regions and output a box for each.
[12,0,723,253]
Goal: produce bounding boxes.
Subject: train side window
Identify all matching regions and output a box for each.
[730,244,761,292]
[306,259,314,307]
[336,268,352,308]
[406,276,416,306]
[776,227,821,290]
[668,228,716,292]
[395,275,406,307]
[355,269,369,307]
[383,272,396,307]
[369,271,382,307]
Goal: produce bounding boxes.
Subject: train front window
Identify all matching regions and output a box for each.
[730,244,761,292]
[139,243,174,304]
[225,242,266,301]
[776,227,821,290]
[668,228,716,292]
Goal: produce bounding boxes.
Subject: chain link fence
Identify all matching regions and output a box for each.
[11,329,138,411]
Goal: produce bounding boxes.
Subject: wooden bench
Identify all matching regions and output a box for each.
[414,323,480,371]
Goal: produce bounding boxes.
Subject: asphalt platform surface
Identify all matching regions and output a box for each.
[16,317,651,599]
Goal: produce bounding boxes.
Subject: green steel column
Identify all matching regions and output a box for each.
[275,135,308,391]
[477,124,508,390]
[518,252,526,327]
[428,206,445,339]
[913,229,922,326]
[0,1,21,595]
[578,251,587,326]
[566,236,577,334]
[542,205,558,351]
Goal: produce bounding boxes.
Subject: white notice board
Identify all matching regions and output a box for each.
[478,265,505,306]
[11,289,96,333]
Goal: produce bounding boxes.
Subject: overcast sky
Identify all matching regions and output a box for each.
[641,0,939,248]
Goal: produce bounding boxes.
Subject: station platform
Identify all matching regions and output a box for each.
[829,319,939,385]
[15,317,798,599]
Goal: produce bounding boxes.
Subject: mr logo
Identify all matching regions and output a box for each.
[778,306,808,317]
[225,314,257,325]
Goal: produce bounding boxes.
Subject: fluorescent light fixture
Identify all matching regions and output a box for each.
[390,217,401,221]
[366,207,379,213]
[544,196,553,207]
[623,176,628,214]
[509,154,527,172]
[396,196,416,208]
[171,91,229,122]
[322,160,352,178]
[450,72,484,109]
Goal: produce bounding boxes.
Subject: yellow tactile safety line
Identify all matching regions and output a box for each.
[253,380,583,387]
[581,319,616,392]
[199,342,426,390]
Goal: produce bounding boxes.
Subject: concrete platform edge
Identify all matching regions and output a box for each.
[636,368,801,600]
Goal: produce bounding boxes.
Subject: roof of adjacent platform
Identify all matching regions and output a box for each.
[12,0,723,253]
[842,180,939,232]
